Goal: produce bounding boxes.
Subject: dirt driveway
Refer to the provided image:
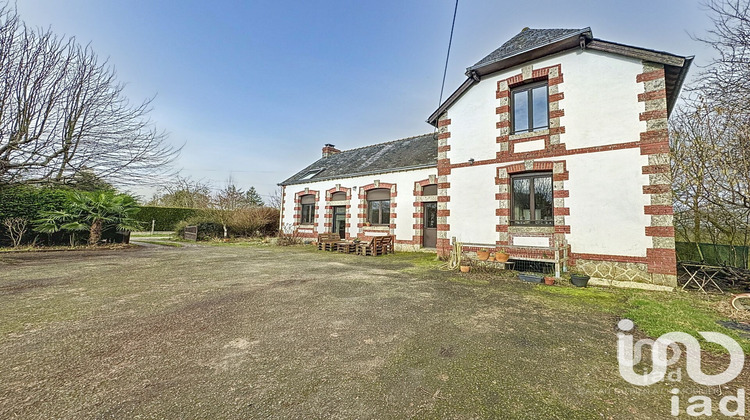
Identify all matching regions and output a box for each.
[0,244,742,419]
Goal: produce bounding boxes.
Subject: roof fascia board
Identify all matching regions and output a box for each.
[667,55,694,116]
[586,39,686,67]
[427,77,476,126]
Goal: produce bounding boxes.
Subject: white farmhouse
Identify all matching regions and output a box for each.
[280,27,691,288]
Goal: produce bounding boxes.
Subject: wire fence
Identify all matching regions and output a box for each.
[675,241,749,269]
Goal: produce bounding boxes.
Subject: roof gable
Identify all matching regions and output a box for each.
[469,28,589,71]
[280,133,437,186]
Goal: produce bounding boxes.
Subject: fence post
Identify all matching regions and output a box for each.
[151,219,155,236]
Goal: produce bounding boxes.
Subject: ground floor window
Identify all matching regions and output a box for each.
[366,189,390,225]
[300,194,315,224]
[511,172,553,225]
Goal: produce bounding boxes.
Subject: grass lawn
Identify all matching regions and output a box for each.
[0,243,747,419]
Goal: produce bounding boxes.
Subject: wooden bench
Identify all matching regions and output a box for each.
[316,233,340,251]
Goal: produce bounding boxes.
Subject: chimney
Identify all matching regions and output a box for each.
[322,143,341,158]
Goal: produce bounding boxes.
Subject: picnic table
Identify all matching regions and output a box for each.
[679,261,724,293]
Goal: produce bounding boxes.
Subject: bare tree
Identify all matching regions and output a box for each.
[2,217,28,247]
[149,176,212,208]
[670,0,750,246]
[266,187,282,209]
[0,4,178,187]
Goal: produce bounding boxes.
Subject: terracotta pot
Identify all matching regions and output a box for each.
[544,276,555,286]
[495,252,509,263]
[488,256,495,262]
[476,250,490,261]
[460,265,471,273]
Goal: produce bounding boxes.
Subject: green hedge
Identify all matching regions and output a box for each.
[0,185,69,221]
[134,206,200,231]
[0,185,72,246]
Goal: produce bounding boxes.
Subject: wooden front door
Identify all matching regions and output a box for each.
[423,201,437,248]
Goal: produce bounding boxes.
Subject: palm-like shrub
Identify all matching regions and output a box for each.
[34,191,143,245]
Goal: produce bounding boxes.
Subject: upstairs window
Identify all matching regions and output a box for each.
[511,173,553,226]
[300,194,315,224]
[366,189,390,225]
[511,81,548,134]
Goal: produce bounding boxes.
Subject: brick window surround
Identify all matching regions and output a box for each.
[293,188,320,238]
[324,185,352,239]
[496,160,570,260]
[357,181,397,239]
[402,175,439,246]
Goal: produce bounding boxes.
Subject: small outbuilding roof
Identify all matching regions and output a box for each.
[280,133,437,186]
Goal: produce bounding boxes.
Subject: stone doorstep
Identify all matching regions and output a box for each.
[587,277,674,292]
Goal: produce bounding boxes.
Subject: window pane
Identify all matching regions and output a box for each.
[368,201,379,224]
[513,90,529,133]
[381,201,391,225]
[424,202,437,228]
[302,204,313,224]
[532,86,548,130]
[512,178,531,223]
[534,176,553,223]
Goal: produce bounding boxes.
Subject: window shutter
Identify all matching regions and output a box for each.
[300,194,315,204]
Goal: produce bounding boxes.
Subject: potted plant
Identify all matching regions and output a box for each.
[495,248,510,263]
[544,276,555,286]
[459,255,472,273]
[518,272,543,283]
[488,254,495,262]
[570,271,591,287]
[476,248,490,261]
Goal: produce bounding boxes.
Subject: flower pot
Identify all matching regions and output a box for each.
[476,250,490,261]
[519,273,543,283]
[570,274,590,287]
[544,276,555,286]
[495,251,509,263]
[488,256,495,262]
[460,265,471,273]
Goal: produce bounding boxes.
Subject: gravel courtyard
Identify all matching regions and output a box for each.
[0,243,744,419]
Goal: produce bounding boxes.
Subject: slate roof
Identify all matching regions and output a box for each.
[280,133,437,186]
[469,28,589,71]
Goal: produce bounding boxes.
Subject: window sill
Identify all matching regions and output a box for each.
[508,225,554,234]
[363,225,390,230]
[509,129,549,141]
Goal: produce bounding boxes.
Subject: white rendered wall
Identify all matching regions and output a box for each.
[564,148,652,256]
[444,48,652,256]
[446,49,647,168]
[281,168,436,241]
[448,82,501,163]
[445,150,652,255]
[444,164,498,245]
